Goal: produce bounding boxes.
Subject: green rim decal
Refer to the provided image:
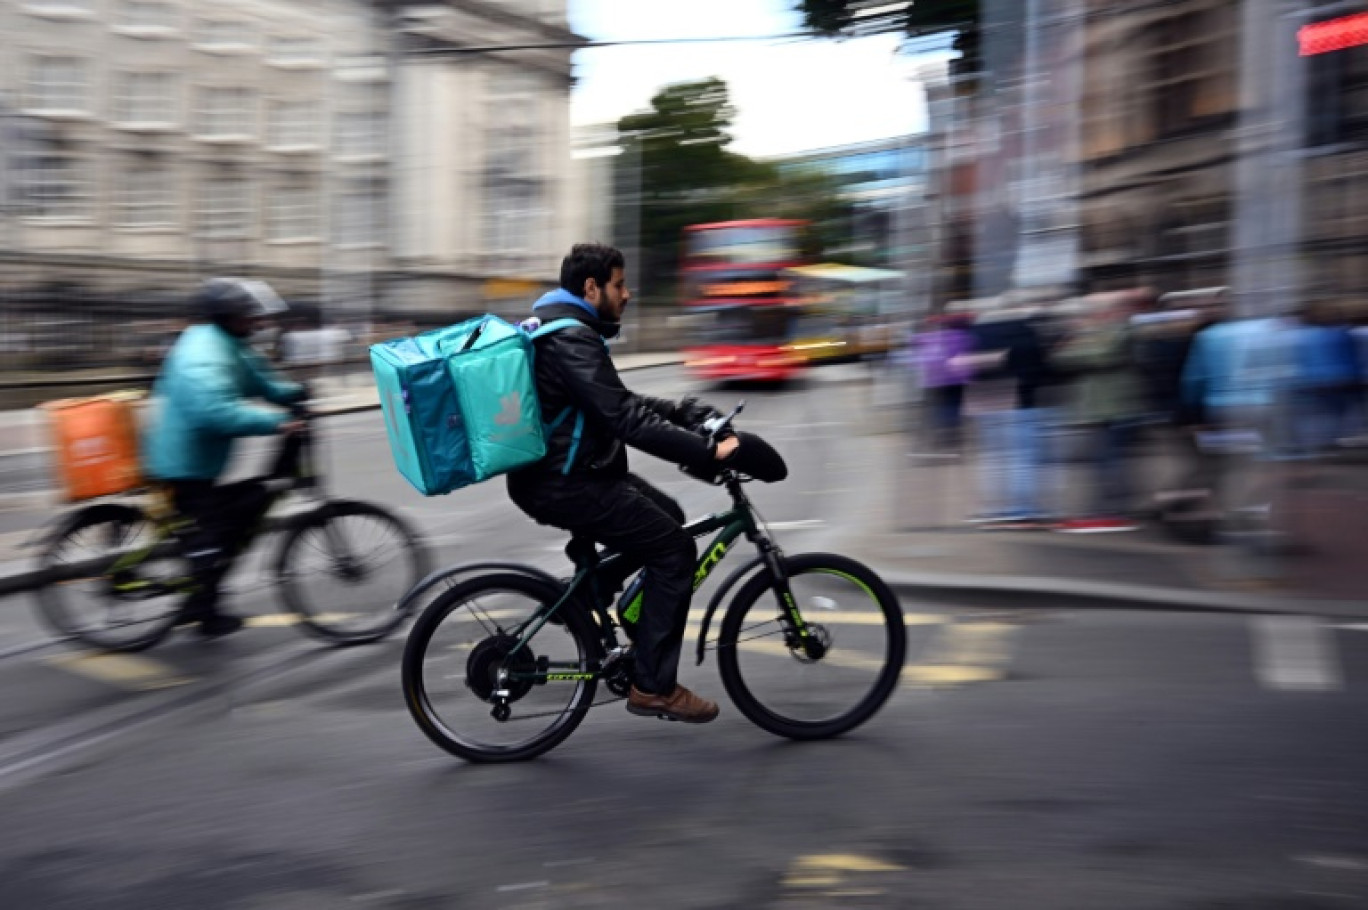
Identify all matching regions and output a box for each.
[809,568,878,601]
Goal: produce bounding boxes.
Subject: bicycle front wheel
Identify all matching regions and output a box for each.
[35,504,184,652]
[717,553,905,740]
[276,500,430,645]
[402,572,602,763]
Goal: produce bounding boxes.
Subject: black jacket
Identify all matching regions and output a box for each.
[507,302,715,503]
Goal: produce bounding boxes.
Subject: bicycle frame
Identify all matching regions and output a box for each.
[103,409,325,596]
[499,475,816,687]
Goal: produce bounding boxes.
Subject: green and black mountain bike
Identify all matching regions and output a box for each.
[401,403,906,763]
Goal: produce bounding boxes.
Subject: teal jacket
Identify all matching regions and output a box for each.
[143,324,305,481]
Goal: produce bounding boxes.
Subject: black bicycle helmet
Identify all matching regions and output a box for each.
[196,277,289,327]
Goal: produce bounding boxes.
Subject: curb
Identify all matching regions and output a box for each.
[884,570,1368,620]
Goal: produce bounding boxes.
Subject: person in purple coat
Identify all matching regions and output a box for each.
[911,314,974,449]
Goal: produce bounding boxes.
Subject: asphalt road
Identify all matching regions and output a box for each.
[1,366,1367,908]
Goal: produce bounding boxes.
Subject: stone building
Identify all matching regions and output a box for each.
[0,0,583,369]
[931,0,1368,315]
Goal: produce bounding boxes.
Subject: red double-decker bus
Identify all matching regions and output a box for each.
[679,219,808,382]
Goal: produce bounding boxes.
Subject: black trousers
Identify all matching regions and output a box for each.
[168,434,303,613]
[511,473,696,694]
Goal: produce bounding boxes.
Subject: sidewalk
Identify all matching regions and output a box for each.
[841,415,1368,619]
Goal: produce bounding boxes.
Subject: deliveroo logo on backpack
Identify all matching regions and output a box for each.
[490,390,533,443]
[494,391,522,426]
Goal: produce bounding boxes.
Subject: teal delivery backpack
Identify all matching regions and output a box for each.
[370,315,579,496]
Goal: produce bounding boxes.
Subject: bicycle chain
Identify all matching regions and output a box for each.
[498,693,625,722]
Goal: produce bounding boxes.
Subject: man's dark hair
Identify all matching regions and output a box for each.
[560,243,624,298]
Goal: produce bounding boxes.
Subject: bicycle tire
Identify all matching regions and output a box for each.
[276,499,430,646]
[34,503,182,653]
[402,572,602,763]
[716,552,905,740]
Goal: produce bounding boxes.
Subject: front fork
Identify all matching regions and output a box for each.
[759,547,827,661]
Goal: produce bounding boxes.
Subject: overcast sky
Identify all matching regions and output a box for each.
[567,0,935,158]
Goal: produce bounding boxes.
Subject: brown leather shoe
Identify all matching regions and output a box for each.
[626,685,720,724]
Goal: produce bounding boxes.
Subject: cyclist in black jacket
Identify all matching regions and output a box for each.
[508,243,739,724]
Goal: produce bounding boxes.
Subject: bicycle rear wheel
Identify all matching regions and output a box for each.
[34,503,184,652]
[276,500,430,645]
[402,572,602,763]
[716,553,905,740]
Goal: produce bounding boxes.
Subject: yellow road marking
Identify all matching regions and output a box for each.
[903,665,1005,684]
[245,612,371,628]
[783,853,905,889]
[793,854,905,873]
[245,613,300,628]
[904,621,1015,688]
[46,652,193,691]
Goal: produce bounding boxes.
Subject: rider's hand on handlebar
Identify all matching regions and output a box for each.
[714,436,740,461]
[280,419,307,437]
[677,396,723,432]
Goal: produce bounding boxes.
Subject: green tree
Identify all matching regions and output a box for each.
[617,77,863,299]
[617,78,767,300]
[798,0,980,77]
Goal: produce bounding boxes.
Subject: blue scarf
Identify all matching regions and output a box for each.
[533,289,599,321]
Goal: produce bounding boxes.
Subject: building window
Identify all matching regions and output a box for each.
[25,56,88,114]
[194,18,255,51]
[484,88,542,259]
[15,139,93,221]
[1150,8,1237,138]
[266,178,320,240]
[117,0,178,31]
[195,87,255,139]
[198,174,252,238]
[115,157,176,227]
[332,81,388,158]
[1306,43,1368,147]
[334,177,385,246]
[267,35,323,65]
[114,72,178,126]
[267,101,318,149]
[334,111,386,158]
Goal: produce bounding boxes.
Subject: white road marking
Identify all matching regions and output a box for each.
[1251,616,1342,692]
[495,881,549,893]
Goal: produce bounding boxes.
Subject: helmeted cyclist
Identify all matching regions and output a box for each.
[143,278,309,637]
[508,243,740,724]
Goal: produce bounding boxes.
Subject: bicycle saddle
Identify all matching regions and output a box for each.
[564,535,600,570]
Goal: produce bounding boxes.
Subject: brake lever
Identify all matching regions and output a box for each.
[701,400,745,443]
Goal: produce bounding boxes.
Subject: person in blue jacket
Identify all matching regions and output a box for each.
[144,278,308,636]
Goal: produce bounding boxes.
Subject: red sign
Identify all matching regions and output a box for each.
[1300,12,1368,56]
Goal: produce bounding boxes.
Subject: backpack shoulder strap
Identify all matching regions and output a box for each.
[530,318,588,340]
